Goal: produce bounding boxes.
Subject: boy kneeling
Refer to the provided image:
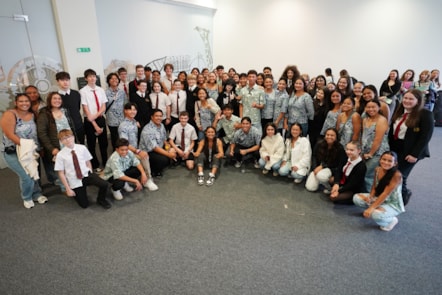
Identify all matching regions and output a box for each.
[54,129,112,209]
[102,138,148,200]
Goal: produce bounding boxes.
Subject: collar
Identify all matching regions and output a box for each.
[58,89,70,95]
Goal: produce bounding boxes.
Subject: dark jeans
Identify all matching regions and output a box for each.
[231,144,259,163]
[72,172,109,208]
[84,116,108,169]
[148,151,170,175]
[108,166,141,191]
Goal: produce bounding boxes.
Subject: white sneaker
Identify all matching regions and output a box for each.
[380,217,398,232]
[197,174,205,185]
[144,179,159,191]
[262,169,269,175]
[123,182,134,192]
[23,200,35,209]
[273,171,279,177]
[112,190,123,200]
[294,178,302,184]
[234,161,242,168]
[34,195,48,204]
[206,175,215,186]
[323,189,331,194]
[254,161,260,169]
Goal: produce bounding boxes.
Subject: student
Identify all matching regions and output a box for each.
[278,123,312,183]
[185,74,200,132]
[169,111,198,170]
[336,97,361,147]
[216,78,239,116]
[306,128,346,193]
[102,138,148,201]
[161,63,176,93]
[195,88,221,140]
[54,129,112,209]
[129,79,152,130]
[56,71,84,144]
[79,68,108,171]
[258,123,284,176]
[139,109,177,177]
[229,117,262,170]
[329,141,366,204]
[194,126,224,186]
[1,93,48,209]
[128,64,146,96]
[239,70,265,134]
[168,79,187,129]
[353,151,405,232]
[117,67,129,98]
[213,104,241,154]
[144,66,152,91]
[388,89,434,205]
[118,103,158,191]
[105,72,126,149]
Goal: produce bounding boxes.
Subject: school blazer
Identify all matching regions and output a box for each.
[388,109,434,159]
[337,161,367,193]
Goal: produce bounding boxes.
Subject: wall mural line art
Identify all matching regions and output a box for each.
[104,26,212,77]
[0,55,63,113]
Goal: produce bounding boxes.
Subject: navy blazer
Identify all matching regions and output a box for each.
[388,109,434,159]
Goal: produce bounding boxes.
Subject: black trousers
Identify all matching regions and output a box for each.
[148,151,170,174]
[84,116,108,169]
[109,166,141,191]
[232,144,259,163]
[108,125,119,150]
[72,172,109,208]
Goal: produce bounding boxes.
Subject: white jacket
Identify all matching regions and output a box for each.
[282,137,311,176]
[259,133,285,170]
[17,138,40,180]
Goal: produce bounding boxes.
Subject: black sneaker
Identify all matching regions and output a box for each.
[97,198,112,209]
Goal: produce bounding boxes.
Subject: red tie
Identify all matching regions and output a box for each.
[176,92,180,116]
[92,90,100,114]
[71,150,83,179]
[123,83,128,95]
[156,94,159,109]
[181,128,185,151]
[393,113,408,140]
[340,161,351,185]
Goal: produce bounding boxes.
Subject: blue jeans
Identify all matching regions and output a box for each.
[258,158,281,171]
[353,193,402,227]
[364,156,380,193]
[3,152,42,201]
[278,162,306,180]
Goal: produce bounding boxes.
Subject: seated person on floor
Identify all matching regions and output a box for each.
[213,103,242,155]
[193,126,224,186]
[229,116,261,168]
[54,129,112,209]
[102,138,148,201]
[169,111,198,170]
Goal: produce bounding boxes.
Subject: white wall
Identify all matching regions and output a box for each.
[213,0,442,87]
[95,0,214,76]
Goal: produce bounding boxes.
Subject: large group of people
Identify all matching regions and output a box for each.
[1,64,437,232]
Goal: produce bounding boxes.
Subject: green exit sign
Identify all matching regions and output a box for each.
[77,47,91,53]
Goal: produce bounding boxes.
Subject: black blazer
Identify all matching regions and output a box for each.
[336,161,366,193]
[186,86,200,120]
[388,109,434,159]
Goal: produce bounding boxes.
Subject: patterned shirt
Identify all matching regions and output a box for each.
[139,121,167,152]
[273,89,289,129]
[216,114,241,144]
[282,92,314,124]
[233,126,262,148]
[239,84,265,126]
[105,88,126,127]
[102,150,140,180]
[118,118,139,148]
[262,90,276,119]
[3,112,38,149]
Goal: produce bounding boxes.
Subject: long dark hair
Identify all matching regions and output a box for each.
[316,128,341,166]
[375,151,399,196]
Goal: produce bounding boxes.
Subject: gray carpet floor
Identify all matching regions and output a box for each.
[1,129,441,295]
